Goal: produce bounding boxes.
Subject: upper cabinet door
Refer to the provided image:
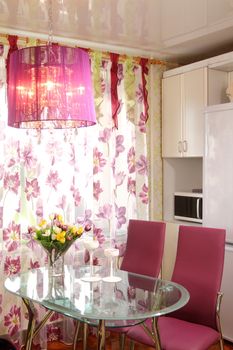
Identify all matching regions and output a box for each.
[162,74,182,157]
[183,68,207,157]
[162,67,207,158]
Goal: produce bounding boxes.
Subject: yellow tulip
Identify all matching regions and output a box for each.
[56,231,66,243]
[71,226,78,234]
[57,214,63,223]
[77,227,84,235]
[39,219,47,227]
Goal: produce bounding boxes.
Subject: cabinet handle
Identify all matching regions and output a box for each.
[178,141,182,153]
[196,198,201,219]
[183,140,188,152]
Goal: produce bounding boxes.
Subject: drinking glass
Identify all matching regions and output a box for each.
[102,248,122,282]
[81,239,101,282]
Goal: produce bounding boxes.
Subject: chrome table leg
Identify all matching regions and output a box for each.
[83,322,88,350]
[73,320,81,350]
[22,298,36,350]
[97,320,105,350]
[33,309,54,338]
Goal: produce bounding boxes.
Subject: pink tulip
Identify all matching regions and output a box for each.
[85,224,92,232]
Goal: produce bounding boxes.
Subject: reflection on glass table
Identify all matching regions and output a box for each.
[4,265,189,350]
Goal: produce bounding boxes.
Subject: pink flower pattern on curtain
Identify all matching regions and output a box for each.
[0,44,149,348]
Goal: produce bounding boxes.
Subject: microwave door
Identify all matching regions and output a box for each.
[174,195,202,223]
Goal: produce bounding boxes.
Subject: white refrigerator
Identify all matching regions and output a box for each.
[203,102,233,342]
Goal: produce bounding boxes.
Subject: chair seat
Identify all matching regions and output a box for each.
[107,326,129,333]
[106,319,145,333]
[127,316,221,350]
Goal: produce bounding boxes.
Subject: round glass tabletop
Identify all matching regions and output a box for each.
[4,265,189,327]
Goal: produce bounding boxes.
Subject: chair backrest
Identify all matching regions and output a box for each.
[120,219,166,277]
[170,225,226,330]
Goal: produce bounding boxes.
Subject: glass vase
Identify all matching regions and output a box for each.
[48,249,65,277]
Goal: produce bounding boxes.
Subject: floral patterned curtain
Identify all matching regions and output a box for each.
[0,40,165,348]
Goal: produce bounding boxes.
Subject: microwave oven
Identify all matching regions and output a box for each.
[174,192,203,223]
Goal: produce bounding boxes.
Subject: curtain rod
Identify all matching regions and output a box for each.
[0,32,175,67]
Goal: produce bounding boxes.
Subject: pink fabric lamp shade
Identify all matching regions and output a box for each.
[7,45,96,129]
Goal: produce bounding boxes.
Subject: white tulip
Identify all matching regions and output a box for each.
[51,233,57,240]
[49,213,55,220]
[42,229,51,237]
[53,226,62,234]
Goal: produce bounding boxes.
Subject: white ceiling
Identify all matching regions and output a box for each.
[1,0,233,65]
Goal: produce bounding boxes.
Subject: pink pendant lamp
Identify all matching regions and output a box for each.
[7,1,96,129]
[7,45,96,129]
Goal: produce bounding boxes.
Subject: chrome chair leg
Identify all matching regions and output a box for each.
[216,292,224,350]
[141,318,161,349]
[152,317,161,350]
[129,340,135,350]
[216,293,224,350]
[119,333,126,350]
[219,338,224,350]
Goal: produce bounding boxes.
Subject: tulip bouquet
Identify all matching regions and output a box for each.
[28,213,88,267]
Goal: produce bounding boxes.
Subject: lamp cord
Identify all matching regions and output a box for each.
[48,0,53,44]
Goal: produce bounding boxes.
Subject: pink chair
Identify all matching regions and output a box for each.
[120,219,166,277]
[111,219,166,348]
[126,225,226,350]
[75,219,166,350]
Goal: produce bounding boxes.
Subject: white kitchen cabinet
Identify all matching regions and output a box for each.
[162,67,207,158]
[162,54,233,342]
[162,74,182,157]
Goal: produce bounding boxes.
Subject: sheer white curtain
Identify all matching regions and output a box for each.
[0,43,157,348]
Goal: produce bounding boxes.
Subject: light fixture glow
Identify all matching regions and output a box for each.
[7,44,96,129]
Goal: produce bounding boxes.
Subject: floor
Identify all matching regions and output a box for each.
[29,333,233,350]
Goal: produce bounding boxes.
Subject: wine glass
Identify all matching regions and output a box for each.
[102,248,122,282]
[81,239,101,282]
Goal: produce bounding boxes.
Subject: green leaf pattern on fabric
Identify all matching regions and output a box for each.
[124,58,136,124]
[92,51,104,123]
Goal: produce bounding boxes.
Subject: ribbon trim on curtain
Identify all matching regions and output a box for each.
[140,58,149,123]
[6,35,18,85]
[110,52,120,128]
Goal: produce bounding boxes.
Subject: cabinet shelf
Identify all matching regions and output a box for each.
[205,101,233,112]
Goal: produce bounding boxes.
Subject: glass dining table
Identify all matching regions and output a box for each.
[4,265,189,350]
